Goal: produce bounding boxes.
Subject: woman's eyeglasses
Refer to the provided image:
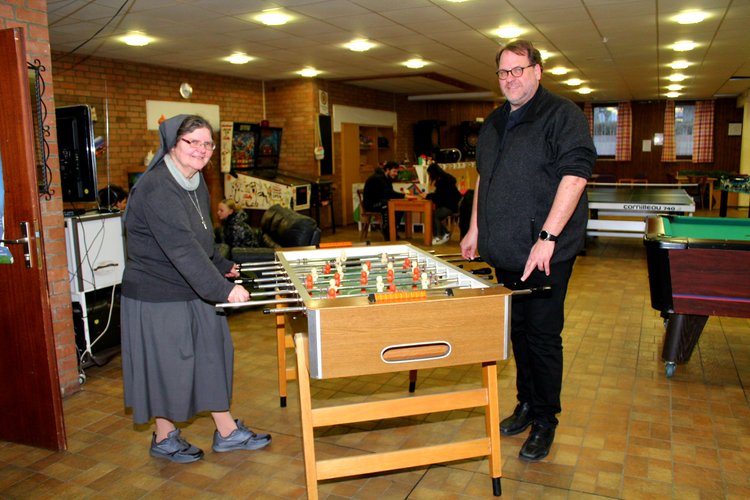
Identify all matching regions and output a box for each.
[181,138,216,151]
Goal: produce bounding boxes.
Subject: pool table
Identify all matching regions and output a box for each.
[644,215,750,377]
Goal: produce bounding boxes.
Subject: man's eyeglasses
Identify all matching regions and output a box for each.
[496,64,535,80]
[181,138,216,151]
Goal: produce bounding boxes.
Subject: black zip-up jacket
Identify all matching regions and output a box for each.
[363,167,405,211]
[426,172,462,212]
[476,85,596,271]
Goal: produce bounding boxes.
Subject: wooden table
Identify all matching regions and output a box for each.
[388,198,433,245]
[675,175,717,210]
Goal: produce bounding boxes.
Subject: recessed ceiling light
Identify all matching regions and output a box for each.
[666,84,684,91]
[576,87,593,95]
[565,78,583,86]
[548,66,569,75]
[668,73,688,82]
[298,67,321,77]
[255,9,291,26]
[404,59,428,69]
[674,11,707,24]
[345,39,376,52]
[672,40,697,52]
[665,91,681,98]
[494,26,523,39]
[539,50,552,61]
[120,32,153,46]
[225,53,253,65]
[670,60,690,70]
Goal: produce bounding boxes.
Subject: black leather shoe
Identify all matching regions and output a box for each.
[500,402,533,436]
[519,424,555,461]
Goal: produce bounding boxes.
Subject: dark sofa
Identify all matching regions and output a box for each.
[218,204,322,264]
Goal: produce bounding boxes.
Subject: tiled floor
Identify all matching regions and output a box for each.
[2,211,749,499]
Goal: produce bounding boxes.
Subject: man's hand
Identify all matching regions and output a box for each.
[521,240,555,281]
[460,226,479,260]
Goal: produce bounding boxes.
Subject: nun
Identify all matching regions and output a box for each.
[120,114,271,463]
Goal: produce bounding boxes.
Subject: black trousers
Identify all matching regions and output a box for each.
[370,200,403,241]
[495,257,576,428]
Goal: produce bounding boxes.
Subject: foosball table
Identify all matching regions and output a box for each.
[220,243,512,498]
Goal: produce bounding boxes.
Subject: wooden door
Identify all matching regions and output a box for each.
[0,28,66,450]
[339,123,360,225]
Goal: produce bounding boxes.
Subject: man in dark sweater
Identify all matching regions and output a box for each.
[461,40,596,461]
[363,161,405,240]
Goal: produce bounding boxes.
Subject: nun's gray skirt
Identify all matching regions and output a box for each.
[120,296,233,424]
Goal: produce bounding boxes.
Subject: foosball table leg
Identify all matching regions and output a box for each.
[483,361,503,496]
[408,369,418,393]
[493,477,502,496]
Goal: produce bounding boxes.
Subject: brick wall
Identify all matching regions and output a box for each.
[52,52,267,212]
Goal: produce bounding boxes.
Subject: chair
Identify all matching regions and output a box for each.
[686,176,709,209]
[356,189,383,241]
[443,212,460,241]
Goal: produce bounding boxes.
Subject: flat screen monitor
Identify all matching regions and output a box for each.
[56,105,97,202]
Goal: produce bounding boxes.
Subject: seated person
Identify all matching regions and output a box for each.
[216,199,262,248]
[97,185,128,211]
[363,161,405,240]
[424,163,462,245]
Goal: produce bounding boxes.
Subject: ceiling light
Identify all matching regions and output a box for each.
[674,11,707,24]
[494,26,523,39]
[255,9,291,26]
[548,66,569,75]
[404,59,428,69]
[120,32,153,46]
[565,78,583,86]
[668,73,687,82]
[672,40,697,52]
[225,53,253,64]
[539,50,552,61]
[576,87,593,95]
[666,92,681,98]
[345,39,375,52]
[298,67,321,77]
[669,60,690,70]
[666,84,684,91]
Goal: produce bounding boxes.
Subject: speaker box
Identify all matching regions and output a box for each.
[460,121,482,160]
[413,120,444,159]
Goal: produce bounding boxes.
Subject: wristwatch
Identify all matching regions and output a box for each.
[538,230,558,242]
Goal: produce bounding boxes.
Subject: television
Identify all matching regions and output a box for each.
[56,105,97,202]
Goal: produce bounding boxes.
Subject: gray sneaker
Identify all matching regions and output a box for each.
[150,429,204,464]
[212,419,271,453]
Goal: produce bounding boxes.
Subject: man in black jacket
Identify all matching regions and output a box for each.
[363,161,405,240]
[461,40,596,461]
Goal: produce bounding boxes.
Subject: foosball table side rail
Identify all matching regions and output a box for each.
[294,333,503,499]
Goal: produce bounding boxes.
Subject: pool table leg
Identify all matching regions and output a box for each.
[661,313,709,374]
[719,191,728,217]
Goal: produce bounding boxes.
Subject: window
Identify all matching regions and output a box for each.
[592,105,617,157]
[674,103,695,158]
